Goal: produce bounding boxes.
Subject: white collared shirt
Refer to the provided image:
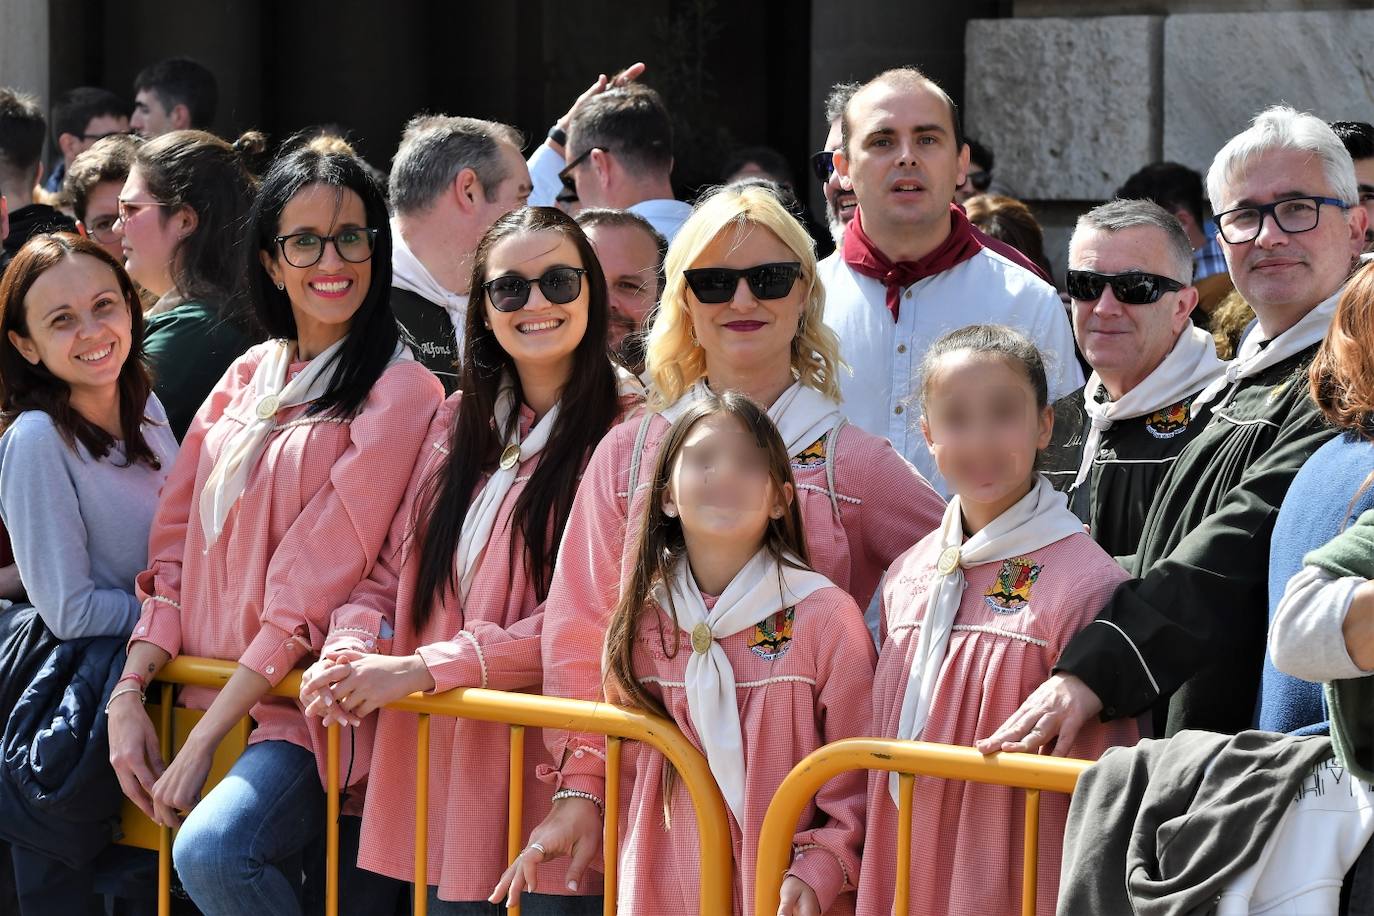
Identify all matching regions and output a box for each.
[818,247,1082,497]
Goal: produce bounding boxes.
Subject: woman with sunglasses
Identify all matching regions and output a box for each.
[493,183,945,910]
[106,135,443,916]
[113,129,262,439]
[298,206,635,914]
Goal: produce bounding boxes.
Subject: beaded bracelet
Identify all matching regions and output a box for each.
[551,788,604,815]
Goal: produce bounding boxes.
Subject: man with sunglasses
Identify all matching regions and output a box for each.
[813,82,860,245]
[982,105,1368,757]
[1043,199,1224,558]
[817,66,1080,494]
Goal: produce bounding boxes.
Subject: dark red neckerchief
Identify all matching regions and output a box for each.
[841,204,983,321]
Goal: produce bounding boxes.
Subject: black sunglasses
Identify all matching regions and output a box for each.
[810,150,835,183]
[482,266,587,312]
[964,169,992,193]
[1066,269,1185,305]
[682,262,802,304]
[558,147,606,194]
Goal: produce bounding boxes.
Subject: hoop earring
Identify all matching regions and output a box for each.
[689,323,699,347]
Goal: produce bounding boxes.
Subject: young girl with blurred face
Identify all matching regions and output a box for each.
[495,393,874,915]
[854,325,1140,916]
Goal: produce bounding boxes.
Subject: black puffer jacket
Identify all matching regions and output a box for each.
[0,634,125,868]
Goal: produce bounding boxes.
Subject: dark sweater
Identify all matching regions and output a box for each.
[143,299,254,440]
[1260,432,1374,735]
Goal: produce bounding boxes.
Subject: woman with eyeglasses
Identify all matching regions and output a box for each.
[492,184,945,912]
[106,135,443,916]
[295,206,636,914]
[112,129,262,440]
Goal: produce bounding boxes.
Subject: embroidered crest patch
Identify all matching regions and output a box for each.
[983,557,1041,615]
[748,607,796,660]
[1144,401,1190,439]
[791,435,827,469]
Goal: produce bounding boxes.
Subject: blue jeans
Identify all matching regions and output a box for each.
[421,886,604,915]
[173,740,325,916]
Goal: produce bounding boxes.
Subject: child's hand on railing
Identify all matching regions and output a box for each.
[489,795,602,907]
[777,876,821,916]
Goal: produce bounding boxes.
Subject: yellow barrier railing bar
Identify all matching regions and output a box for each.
[140,657,733,916]
[753,738,1091,916]
[157,683,172,916]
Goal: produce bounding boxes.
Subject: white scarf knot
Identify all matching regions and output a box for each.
[889,476,1084,804]
[654,549,832,822]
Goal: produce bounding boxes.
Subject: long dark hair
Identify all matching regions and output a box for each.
[0,233,159,467]
[135,128,261,320]
[245,134,399,420]
[411,207,620,631]
[603,391,810,719]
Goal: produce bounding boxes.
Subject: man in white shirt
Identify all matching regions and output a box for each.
[819,66,1081,493]
[527,68,691,241]
[388,115,531,392]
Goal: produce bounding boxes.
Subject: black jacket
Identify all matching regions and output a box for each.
[2,204,76,259]
[0,634,126,868]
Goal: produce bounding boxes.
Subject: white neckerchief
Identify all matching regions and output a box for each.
[1074,323,1224,490]
[658,379,843,458]
[200,338,349,548]
[390,216,469,315]
[454,376,561,601]
[889,476,1083,804]
[654,549,832,822]
[1191,280,1346,414]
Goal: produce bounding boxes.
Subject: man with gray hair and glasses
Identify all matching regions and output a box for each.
[1044,199,1225,558]
[388,114,531,392]
[983,105,1367,752]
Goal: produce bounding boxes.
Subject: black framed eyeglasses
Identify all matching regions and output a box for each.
[81,215,119,244]
[1213,195,1350,245]
[682,262,802,304]
[80,129,132,141]
[274,228,379,268]
[558,147,605,194]
[1066,269,1185,305]
[483,266,587,312]
[810,150,835,182]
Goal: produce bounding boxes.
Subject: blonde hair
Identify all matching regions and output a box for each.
[645,184,844,410]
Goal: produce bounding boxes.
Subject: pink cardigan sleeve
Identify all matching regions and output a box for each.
[783,588,877,910]
[242,361,443,685]
[131,349,264,656]
[417,610,545,693]
[537,423,635,801]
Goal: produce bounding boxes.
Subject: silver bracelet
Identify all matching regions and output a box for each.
[551,788,604,814]
[104,685,145,715]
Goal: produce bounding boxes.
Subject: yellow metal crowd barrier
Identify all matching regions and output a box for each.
[117,655,734,916]
[753,738,1092,916]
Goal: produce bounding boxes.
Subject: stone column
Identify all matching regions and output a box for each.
[0,0,50,107]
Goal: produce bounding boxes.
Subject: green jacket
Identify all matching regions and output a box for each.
[1303,509,1374,784]
[143,300,254,441]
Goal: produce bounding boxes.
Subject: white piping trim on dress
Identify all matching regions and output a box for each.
[456,630,488,689]
[638,674,817,689]
[1091,619,1161,696]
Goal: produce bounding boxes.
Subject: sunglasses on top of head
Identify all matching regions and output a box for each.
[682,262,802,304]
[1065,269,1184,305]
[482,266,587,312]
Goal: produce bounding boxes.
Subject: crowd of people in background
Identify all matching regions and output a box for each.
[0,50,1371,916]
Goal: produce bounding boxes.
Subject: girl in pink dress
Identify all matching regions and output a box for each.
[495,391,874,915]
[298,207,638,914]
[854,325,1140,916]
[106,137,444,916]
